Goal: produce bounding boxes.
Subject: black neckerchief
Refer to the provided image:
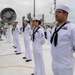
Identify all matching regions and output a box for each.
[23,24,27,32]
[13,25,16,31]
[50,21,70,46]
[33,27,40,41]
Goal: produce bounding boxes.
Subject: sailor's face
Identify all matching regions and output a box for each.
[55,9,65,22]
[13,22,18,26]
[23,20,27,25]
[32,20,37,26]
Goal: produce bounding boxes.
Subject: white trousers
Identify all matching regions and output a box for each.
[33,51,45,75]
[47,36,50,45]
[5,32,8,38]
[24,39,32,60]
[13,37,17,47]
[14,37,21,53]
[52,67,74,75]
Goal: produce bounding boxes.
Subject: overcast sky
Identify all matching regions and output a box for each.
[0,0,75,26]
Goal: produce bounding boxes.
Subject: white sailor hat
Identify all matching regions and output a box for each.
[55,5,70,13]
[14,20,18,22]
[24,18,29,21]
[5,23,8,25]
[32,17,40,21]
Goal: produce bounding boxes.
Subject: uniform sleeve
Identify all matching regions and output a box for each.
[50,28,52,33]
[27,25,32,36]
[71,27,75,51]
[16,25,20,33]
[39,28,45,44]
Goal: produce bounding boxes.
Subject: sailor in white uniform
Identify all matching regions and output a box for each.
[5,28,9,38]
[23,18,32,62]
[4,23,9,38]
[50,5,75,75]
[31,17,45,75]
[12,20,21,55]
[12,24,17,49]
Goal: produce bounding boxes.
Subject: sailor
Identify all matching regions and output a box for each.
[12,24,17,49]
[4,23,9,39]
[5,27,9,38]
[12,20,21,55]
[31,17,45,75]
[50,5,75,75]
[22,18,32,62]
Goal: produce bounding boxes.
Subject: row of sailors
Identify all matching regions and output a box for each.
[5,5,75,75]
[0,5,75,75]
[12,17,51,55]
[11,17,51,75]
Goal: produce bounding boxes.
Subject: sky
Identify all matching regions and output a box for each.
[0,0,75,26]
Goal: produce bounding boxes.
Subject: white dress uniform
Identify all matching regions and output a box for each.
[33,26,45,75]
[5,28,9,38]
[23,23,32,60]
[12,24,21,53]
[46,27,51,44]
[51,22,75,75]
[12,31,17,48]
